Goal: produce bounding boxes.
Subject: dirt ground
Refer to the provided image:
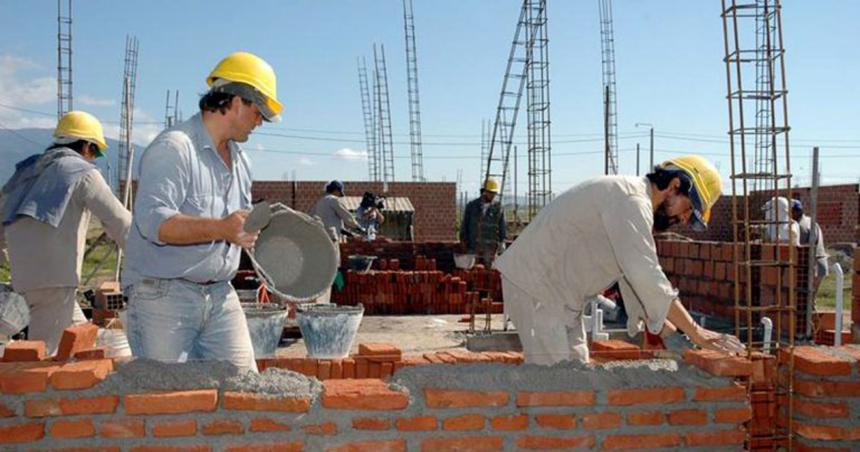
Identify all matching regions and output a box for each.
[274,314,510,358]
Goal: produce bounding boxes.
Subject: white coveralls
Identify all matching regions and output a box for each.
[494,176,678,365]
[0,170,130,354]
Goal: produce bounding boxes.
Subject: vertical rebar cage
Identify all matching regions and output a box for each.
[721,0,795,449]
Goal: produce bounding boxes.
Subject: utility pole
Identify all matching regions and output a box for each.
[636,122,654,169]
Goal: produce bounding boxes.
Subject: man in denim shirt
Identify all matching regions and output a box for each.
[122,52,283,372]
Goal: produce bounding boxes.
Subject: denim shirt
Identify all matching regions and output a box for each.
[122,113,252,288]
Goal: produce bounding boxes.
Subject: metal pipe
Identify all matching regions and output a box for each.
[761,317,773,354]
[832,263,844,346]
[805,147,819,339]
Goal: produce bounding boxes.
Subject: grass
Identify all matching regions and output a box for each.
[815,268,853,312]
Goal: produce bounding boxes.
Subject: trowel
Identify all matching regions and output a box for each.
[244,201,272,232]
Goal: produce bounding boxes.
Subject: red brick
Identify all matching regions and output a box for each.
[125,389,218,415]
[795,379,860,397]
[516,435,595,449]
[358,343,402,359]
[50,418,95,438]
[793,399,849,418]
[73,347,108,360]
[626,411,663,426]
[50,359,113,390]
[318,360,332,380]
[667,409,707,425]
[426,388,508,408]
[2,340,46,362]
[222,391,310,412]
[516,390,594,407]
[0,422,44,443]
[685,429,746,446]
[304,422,337,435]
[443,413,484,431]
[343,358,356,378]
[603,433,682,449]
[683,349,753,376]
[100,418,145,438]
[331,359,343,379]
[693,384,747,401]
[420,436,503,452]
[715,406,753,424]
[152,419,197,437]
[0,400,14,417]
[534,414,576,429]
[249,417,291,432]
[792,422,849,441]
[225,443,302,452]
[322,379,408,410]
[590,339,641,359]
[56,323,99,361]
[352,417,390,430]
[607,387,685,405]
[782,346,852,376]
[581,412,621,429]
[395,415,437,431]
[324,439,406,452]
[490,414,528,430]
[59,395,119,415]
[0,361,60,393]
[202,419,243,435]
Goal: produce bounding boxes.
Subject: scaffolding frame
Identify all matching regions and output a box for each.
[484,0,551,221]
[722,0,794,449]
[374,44,396,184]
[598,0,619,175]
[403,0,425,181]
[357,57,378,181]
[116,35,139,195]
[163,90,180,129]
[56,0,73,120]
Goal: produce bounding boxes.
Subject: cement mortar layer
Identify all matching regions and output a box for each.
[394,359,732,393]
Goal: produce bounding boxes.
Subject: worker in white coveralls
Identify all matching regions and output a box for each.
[0,111,131,354]
[494,155,744,364]
[122,52,283,372]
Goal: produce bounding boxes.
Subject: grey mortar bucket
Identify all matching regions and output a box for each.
[296,303,364,359]
[242,303,289,357]
[246,203,339,303]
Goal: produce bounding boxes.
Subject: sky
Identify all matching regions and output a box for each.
[0,0,858,197]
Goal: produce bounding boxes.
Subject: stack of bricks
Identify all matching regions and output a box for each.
[0,344,753,451]
[657,239,811,336]
[258,343,524,380]
[332,270,480,315]
[92,281,124,327]
[782,345,860,450]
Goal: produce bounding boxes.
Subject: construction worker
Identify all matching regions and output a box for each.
[122,52,283,372]
[310,180,362,242]
[495,155,744,365]
[460,178,507,267]
[0,111,131,354]
[790,199,829,290]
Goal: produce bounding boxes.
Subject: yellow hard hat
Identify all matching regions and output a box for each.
[483,178,501,194]
[206,51,283,122]
[661,155,722,231]
[53,111,107,153]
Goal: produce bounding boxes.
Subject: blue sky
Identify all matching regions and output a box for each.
[1,0,858,196]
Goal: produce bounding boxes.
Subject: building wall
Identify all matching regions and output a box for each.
[676,184,859,245]
[252,181,457,242]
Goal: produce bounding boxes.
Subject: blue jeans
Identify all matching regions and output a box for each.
[126,278,257,372]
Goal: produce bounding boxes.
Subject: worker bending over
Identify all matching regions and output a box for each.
[495,155,743,364]
[310,180,362,242]
[122,52,283,372]
[0,112,130,354]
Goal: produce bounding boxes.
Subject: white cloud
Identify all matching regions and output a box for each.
[78,95,116,107]
[333,147,367,161]
[101,107,163,146]
[298,157,315,166]
[0,55,57,129]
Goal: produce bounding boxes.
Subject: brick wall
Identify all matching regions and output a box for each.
[785,345,860,450]
[252,181,457,242]
[676,184,859,245]
[0,348,751,451]
[656,239,811,337]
